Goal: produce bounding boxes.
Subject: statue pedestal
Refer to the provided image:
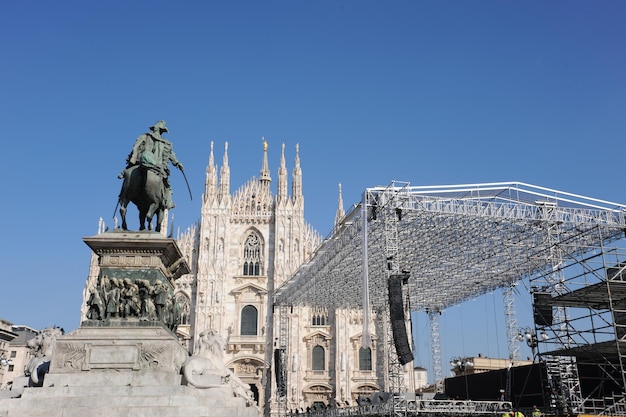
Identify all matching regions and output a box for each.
[47,323,188,387]
[82,230,190,282]
[0,232,258,417]
[82,230,190,330]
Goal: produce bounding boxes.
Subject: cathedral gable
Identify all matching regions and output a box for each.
[225,356,267,377]
[303,330,332,348]
[230,283,268,302]
[350,332,377,348]
[231,178,274,223]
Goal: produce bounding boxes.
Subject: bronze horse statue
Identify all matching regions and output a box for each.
[118,165,166,232]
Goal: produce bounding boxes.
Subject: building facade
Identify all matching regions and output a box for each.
[175,141,398,416]
[0,325,38,389]
[0,319,17,388]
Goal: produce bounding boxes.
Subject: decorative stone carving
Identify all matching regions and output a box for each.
[56,342,86,370]
[183,329,257,407]
[24,327,63,387]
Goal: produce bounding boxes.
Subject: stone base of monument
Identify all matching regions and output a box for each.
[0,323,258,417]
[0,232,258,417]
[46,323,188,386]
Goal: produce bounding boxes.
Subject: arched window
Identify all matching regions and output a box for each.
[242,232,263,276]
[312,345,325,370]
[312,314,326,326]
[240,305,258,335]
[359,347,372,371]
[311,307,328,326]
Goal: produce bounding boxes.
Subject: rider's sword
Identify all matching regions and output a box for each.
[113,199,120,219]
[181,168,193,201]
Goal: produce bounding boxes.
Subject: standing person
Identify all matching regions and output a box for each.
[86,287,104,320]
[532,405,541,417]
[119,120,184,209]
[106,278,121,319]
[152,280,168,321]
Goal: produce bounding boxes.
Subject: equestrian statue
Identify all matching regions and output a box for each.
[117,120,189,232]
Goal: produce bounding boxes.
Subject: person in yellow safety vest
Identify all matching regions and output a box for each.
[514,410,525,417]
[532,405,541,417]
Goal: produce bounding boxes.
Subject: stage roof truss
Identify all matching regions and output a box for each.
[274,181,626,313]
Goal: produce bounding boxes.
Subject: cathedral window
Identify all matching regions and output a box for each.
[312,314,326,326]
[311,307,328,326]
[242,232,263,276]
[312,345,325,370]
[359,347,372,371]
[241,305,258,335]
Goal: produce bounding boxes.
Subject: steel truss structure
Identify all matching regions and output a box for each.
[288,398,513,417]
[274,181,626,414]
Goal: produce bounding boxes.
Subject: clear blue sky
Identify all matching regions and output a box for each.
[1,1,624,377]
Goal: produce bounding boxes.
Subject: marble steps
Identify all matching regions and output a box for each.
[4,405,249,417]
[3,385,250,417]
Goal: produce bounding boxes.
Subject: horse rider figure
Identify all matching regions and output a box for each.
[119,120,184,210]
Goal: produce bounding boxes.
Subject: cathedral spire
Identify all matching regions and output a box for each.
[291,143,302,203]
[334,183,346,227]
[277,143,288,203]
[219,142,230,199]
[203,141,218,204]
[259,137,271,189]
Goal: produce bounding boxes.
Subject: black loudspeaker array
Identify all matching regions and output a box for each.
[274,349,286,396]
[388,275,414,365]
[533,292,553,326]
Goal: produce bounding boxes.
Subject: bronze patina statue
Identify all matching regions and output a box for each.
[118,120,184,232]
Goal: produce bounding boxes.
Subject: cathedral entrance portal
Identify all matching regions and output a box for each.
[249,383,259,405]
[303,384,333,410]
[230,357,266,408]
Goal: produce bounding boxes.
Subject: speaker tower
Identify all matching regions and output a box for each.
[533,292,553,326]
[388,275,414,365]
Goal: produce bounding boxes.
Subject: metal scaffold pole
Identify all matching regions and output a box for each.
[377,187,407,395]
[504,284,520,362]
[429,310,443,392]
[503,283,519,402]
[276,305,288,417]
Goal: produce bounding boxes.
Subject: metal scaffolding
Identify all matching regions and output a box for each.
[273,181,626,412]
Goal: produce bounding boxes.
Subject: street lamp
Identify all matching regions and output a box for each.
[517,327,546,361]
[450,357,474,400]
[450,357,474,375]
[0,354,13,368]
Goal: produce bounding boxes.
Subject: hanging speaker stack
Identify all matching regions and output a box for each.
[274,349,286,396]
[388,275,414,365]
[533,292,553,326]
